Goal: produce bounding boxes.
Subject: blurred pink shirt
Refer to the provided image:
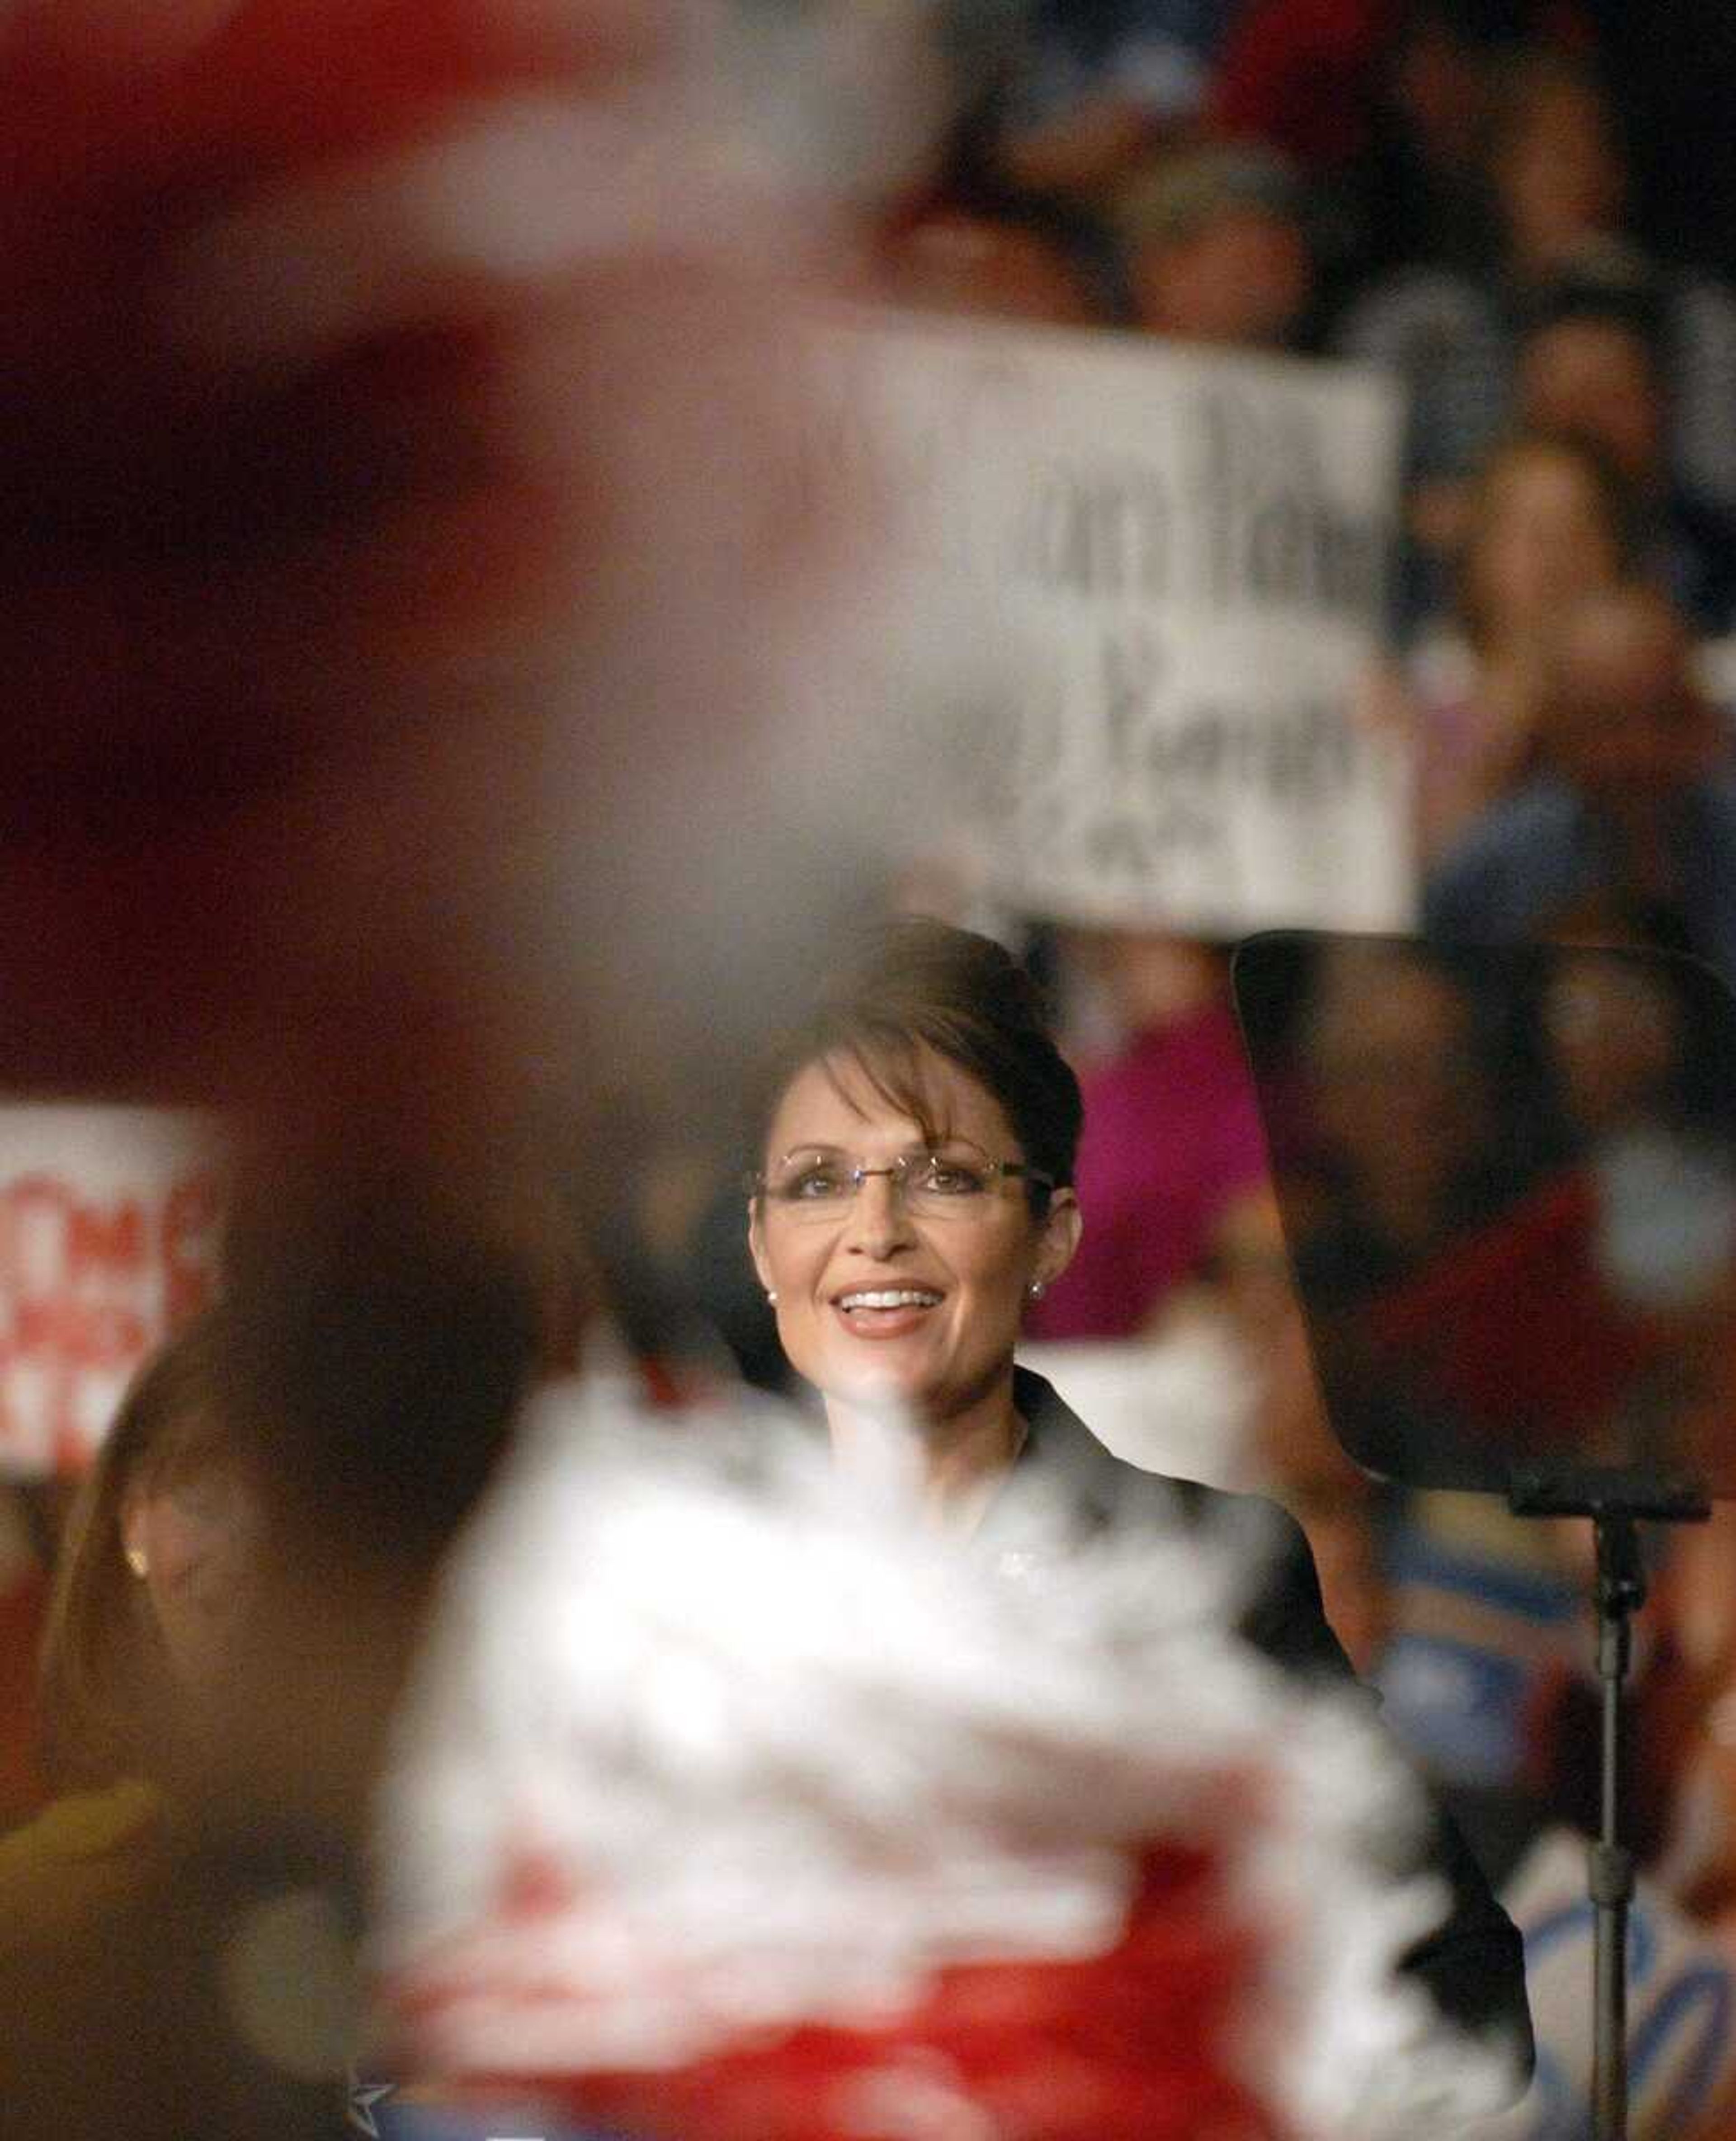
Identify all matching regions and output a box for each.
[1029,1000,1269,1340]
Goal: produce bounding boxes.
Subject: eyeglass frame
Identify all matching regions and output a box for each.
[747,1145,1056,1216]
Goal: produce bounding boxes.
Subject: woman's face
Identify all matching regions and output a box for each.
[1310,964,1488,1199]
[122,1454,262,1689]
[1470,450,1620,637]
[1518,323,1661,489]
[1545,959,1681,1134]
[749,1046,1079,1428]
[1496,80,1624,264]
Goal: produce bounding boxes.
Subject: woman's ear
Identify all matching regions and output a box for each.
[1034,1188,1082,1292]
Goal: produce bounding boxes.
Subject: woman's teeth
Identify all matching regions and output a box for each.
[838,1290,941,1311]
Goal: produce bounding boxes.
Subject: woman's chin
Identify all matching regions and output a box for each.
[823,1353,933,1419]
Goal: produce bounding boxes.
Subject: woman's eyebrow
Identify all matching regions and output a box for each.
[781,1136,980,1158]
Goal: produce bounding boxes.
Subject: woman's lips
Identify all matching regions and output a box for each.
[832,1287,943,1339]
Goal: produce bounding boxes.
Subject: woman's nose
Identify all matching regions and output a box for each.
[847,1171,915,1255]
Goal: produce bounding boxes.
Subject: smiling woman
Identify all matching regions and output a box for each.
[743,915,1535,2079]
[747,920,1082,1519]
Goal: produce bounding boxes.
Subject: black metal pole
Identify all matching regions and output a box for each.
[1590,1513,1644,2141]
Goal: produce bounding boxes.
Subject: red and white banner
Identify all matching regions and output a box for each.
[0,1103,222,1477]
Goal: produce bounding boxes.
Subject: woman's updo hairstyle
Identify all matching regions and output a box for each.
[750,918,1083,1211]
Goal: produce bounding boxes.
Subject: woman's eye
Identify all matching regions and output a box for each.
[790,1167,847,1198]
[924,1164,984,1195]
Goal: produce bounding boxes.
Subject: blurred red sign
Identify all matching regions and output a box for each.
[0,1105,222,1476]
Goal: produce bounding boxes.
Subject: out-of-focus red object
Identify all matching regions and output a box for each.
[1361,1167,1661,1455]
[408,1841,1278,2141]
[0,0,591,1118]
[0,0,836,1822]
[0,0,822,1190]
[1210,0,1385,173]
[3,0,650,182]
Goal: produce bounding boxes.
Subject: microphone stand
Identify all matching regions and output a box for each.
[1507,1465,1711,2141]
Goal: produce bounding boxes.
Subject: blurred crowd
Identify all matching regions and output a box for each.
[7,0,1736,2132]
[864,0,1736,1904]
[875,12,1736,1990]
[774,0,1736,2096]
[884,0,1736,953]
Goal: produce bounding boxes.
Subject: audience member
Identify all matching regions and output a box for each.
[1245,934,1736,1918]
[0,1314,351,2137]
[1205,1198,1395,1678]
[17,1314,264,1806]
[1540,948,1706,1146]
[1495,52,1628,284]
[1115,141,1313,348]
[1336,53,1736,624]
[874,204,1100,325]
[1515,280,1736,632]
[1028,932,1270,1339]
[1205,0,1557,220]
[1425,581,1736,976]
[1407,430,1632,858]
[1248,1305,1394,1675]
[1343,55,1736,477]
[1338,1,1528,283]
[1290,941,1503,1306]
[1534,949,1736,1482]
[1650,1506,1736,1924]
[991,0,1236,201]
[1208,0,1392,181]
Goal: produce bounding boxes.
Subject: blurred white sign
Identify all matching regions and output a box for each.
[808,311,1410,934]
[0,1103,222,1476]
[1471,1826,1736,2141]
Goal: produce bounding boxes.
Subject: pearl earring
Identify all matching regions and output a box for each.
[765,1290,778,1306]
[1028,1280,1046,1301]
[125,1545,148,1578]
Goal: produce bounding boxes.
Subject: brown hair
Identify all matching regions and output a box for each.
[748,918,1083,1209]
[37,1311,240,1790]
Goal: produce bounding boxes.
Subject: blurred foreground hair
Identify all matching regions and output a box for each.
[38,1312,236,1792]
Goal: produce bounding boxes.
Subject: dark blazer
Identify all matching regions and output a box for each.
[992,1366,1534,2074]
